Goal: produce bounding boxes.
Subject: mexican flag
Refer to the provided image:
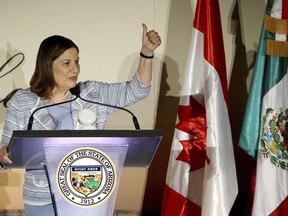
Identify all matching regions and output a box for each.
[238,0,288,215]
[161,0,238,215]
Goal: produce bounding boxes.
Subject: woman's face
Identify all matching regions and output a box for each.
[52,47,80,92]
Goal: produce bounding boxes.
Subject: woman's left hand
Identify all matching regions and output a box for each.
[141,23,161,55]
[0,146,12,164]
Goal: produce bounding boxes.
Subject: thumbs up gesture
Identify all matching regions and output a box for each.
[141,23,161,56]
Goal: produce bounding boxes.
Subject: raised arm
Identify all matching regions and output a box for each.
[137,23,161,85]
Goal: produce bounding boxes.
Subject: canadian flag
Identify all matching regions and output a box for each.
[161,0,238,215]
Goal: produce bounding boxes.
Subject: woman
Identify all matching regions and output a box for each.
[0,23,161,215]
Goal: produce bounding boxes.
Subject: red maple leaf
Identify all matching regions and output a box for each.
[176,97,209,171]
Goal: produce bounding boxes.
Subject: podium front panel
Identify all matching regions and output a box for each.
[44,143,128,216]
[6,130,162,169]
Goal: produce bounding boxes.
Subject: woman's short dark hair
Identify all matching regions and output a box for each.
[30,35,79,98]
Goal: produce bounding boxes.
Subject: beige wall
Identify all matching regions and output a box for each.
[0,0,266,212]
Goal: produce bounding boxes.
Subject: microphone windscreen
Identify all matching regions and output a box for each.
[69,85,80,97]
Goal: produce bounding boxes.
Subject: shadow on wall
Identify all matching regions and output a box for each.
[0,44,26,125]
[228,0,259,215]
[142,61,180,216]
[141,0,193,214]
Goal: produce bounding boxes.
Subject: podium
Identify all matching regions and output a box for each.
[6,130,162,216]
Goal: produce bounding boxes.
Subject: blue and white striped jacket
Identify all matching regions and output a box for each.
[0,73,150,205]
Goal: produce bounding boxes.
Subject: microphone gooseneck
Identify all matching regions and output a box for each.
[70,84,141,130]
[27,85,141,130]
[27,91,79,130]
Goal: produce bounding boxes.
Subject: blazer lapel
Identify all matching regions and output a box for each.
[31,99,56,130]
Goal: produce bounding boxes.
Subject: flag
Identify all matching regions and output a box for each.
[161,0,238,215]
[239,0,288,215]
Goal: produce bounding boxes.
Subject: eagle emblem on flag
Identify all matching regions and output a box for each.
[260,107,288,169]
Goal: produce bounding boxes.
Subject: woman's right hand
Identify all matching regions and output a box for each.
[0,146,12,164]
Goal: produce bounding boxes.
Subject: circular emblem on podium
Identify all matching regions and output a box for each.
[56,148,116,207]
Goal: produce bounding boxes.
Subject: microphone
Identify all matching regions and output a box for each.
[70,85,141,130]
[27,92,78,130]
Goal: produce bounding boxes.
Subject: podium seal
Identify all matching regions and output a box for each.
[56,147,116,207]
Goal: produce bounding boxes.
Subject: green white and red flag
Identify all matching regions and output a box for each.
[239,0,288,215]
